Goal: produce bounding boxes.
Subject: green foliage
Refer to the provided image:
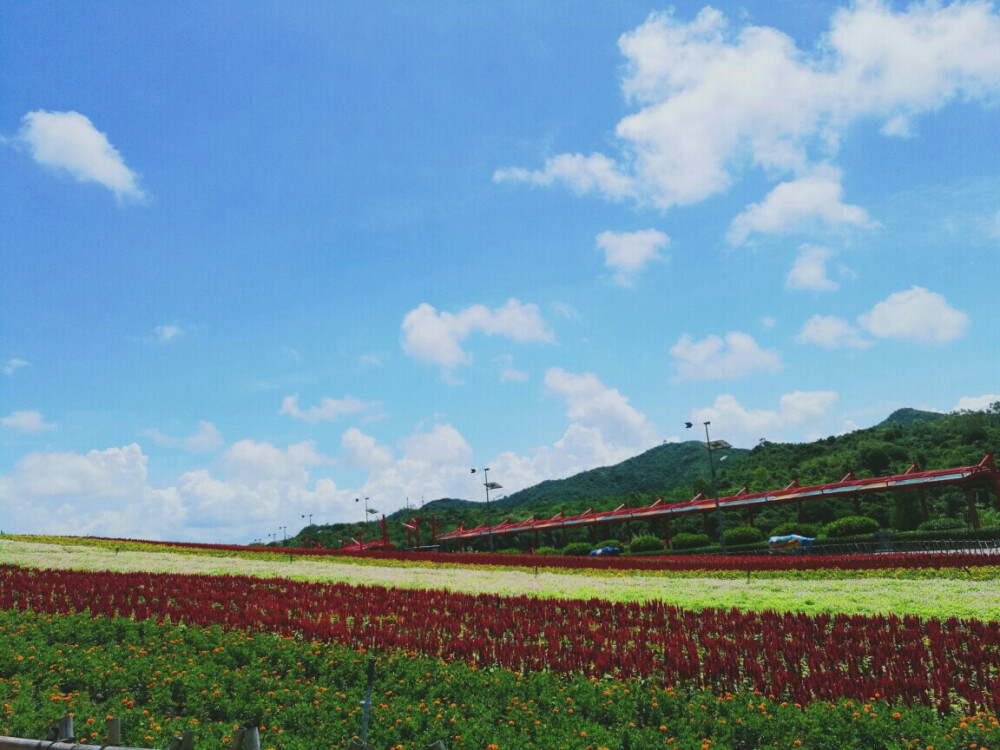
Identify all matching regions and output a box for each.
[594,539,622,550]
[824,515,880,538]
[1,609,993,750]
[561,541,594,556]
[769,521,820,538]
[670,532,710,550]
[626,535,665,553]
[723,525,764,545]
[917,517,966,532]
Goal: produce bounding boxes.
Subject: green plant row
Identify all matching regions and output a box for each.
[1,609,997,750]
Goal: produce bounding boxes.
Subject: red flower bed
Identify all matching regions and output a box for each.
[2,564,998,713]
[80,535,1000,572]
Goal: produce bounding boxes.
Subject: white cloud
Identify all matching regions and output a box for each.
[17,110,146,202]
[0,372,663,542]
[545,368,660,451]
[155,323,183,343]
[400,299,553,371]
[797,314,871,349]
[2,358,28,375]
[954,394,1000,412]
[481,370,662,493]
[689,391,839,446]
[786,245,840,291]
[341,427,394,469]
[499,2,1000,210]
[1,410,55,434]
[10,444,149,498]
[0,444,187,539]
[184,421,224,452]
[595,229,669,286]
[279,395,378,423]
[493,153,634,199]
[858,286,969,343]
[670,331,782,381]
[224,439,330,487]
[728,170,874,245]
[495,354,529,383]
[143,421,224,452]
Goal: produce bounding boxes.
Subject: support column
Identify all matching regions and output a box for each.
[797,500,805,523]
[853,496,862,515]
[746,508,755,528]
[919,488,929,523]
[965,487,981,530]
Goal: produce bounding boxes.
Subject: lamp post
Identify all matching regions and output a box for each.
[355,496,371,541]
[301,513,313,526]
[280,525,287,543]
[686,420,730,554]
[471,467,502,553]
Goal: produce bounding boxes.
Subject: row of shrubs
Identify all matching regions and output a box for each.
[528,515,995,556]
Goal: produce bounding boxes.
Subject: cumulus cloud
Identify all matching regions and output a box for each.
[595,229,669,286]
[498,2,1000,210]
[797,314,871,349]
[16,110,146,202]
[493,153,634,199]
[400,299,553,371]
[728,170,874,245]
[786,245,840,291]
[545,368,659,451]
[858,286,969,343]
[480,369,662,493]
[1,410,55,434]
[279,395,378,423]
[2,358,28,375]
[689,391,839,447]
[954,394,1000,412]
[670,331,782,381]
[143,421,224,453]
[341,427,394,469]
[8,444,150,499]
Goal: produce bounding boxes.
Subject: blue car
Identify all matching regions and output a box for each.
[589,546,622,557]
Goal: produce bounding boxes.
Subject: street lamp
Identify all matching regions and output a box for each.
[471,467,502,553]
[686,421,731,554]
[280,525,287,542]
[355,497,372,540]
[301,513,313,526]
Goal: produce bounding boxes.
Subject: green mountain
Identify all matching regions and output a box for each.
[493,440,746,513]
[284,404,999,550]
[876,408,947,428]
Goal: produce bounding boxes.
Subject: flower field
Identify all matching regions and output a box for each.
[1,558,1000,749]
[8,533,999,574]
[3,537,1000,750]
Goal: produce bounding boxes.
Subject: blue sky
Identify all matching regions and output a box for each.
[2,1,999,543]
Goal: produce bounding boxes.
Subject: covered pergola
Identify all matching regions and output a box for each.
[435,455,1000,549]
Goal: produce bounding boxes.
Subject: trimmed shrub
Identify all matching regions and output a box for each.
[594,539,622,551]
[533,546,560,555]
[627,535,665,554]
[824,515,880,538]
[562,542,594,556]
[917,517,966,532]
[723,525,764,546]
[670,532,711,551]
[769,521,820,538]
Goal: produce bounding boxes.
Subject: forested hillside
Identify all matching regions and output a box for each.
[286,404,1000,549]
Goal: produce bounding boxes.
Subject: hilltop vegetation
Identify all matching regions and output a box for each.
[286,404,1000,551]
